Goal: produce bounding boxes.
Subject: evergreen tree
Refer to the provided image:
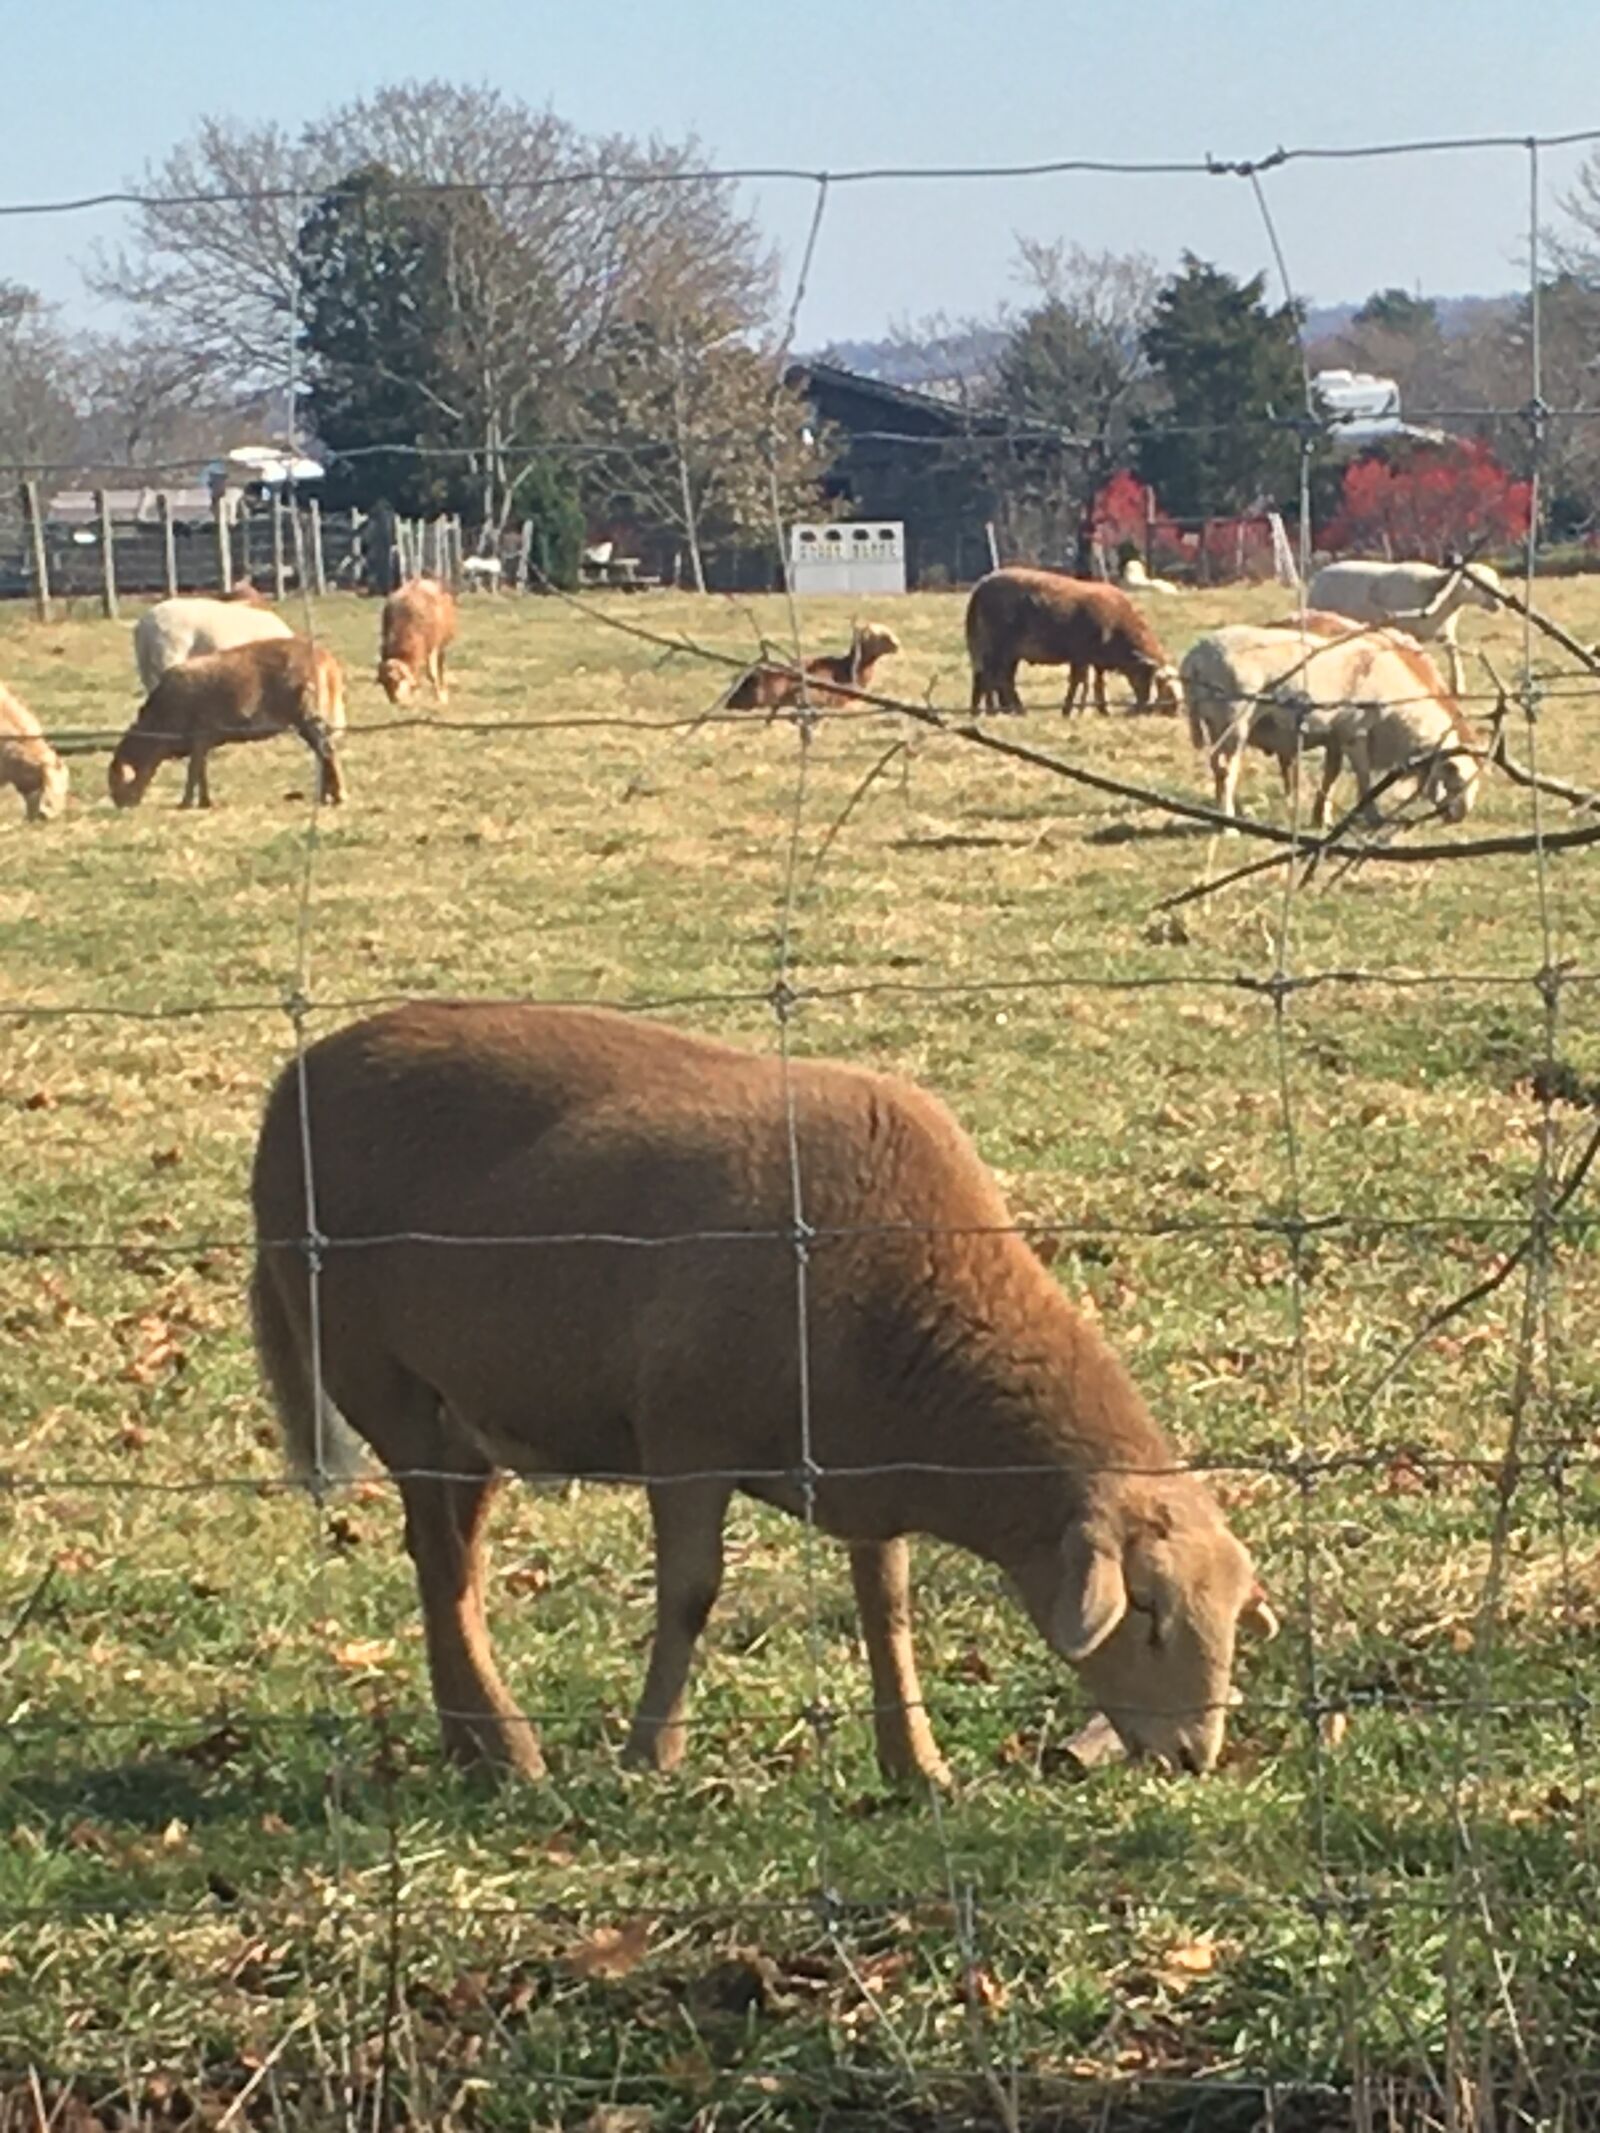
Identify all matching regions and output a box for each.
[1134,254,1306,517]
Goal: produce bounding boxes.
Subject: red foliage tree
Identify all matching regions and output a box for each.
[1321,441,1531,561]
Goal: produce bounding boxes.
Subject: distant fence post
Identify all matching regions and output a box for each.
[20,481,51,622]
[308,497,326,596]
[271,495,288,601]
[214,496,232,593]
[158,492,178,598]
[517,518,533,592]
[94,490,118,620]
[448,515,464,592]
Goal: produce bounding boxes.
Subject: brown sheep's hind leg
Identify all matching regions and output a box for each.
[180,747,210,809]
[623,1480,732,1773]
[850,1538,951,1790]
[397,1447,546,1780]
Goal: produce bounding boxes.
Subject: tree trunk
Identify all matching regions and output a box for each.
[670,347,707,595]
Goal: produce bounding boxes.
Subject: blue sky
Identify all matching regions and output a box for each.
[2,0,1598,346]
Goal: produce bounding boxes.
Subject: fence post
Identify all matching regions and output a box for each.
[448,515,464,592]
[308,497,327,596]
[517,518,534,592]
[271,495,288,601]
[214,496,232,593]
[158,492,178,597]
[20,481,51,622]
[94,490,119,620]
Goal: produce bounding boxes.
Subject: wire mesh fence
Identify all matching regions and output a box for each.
[2,129,1599,2133]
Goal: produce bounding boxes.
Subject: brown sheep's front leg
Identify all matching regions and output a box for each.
[1093,667,1110,715]
[180,746,211,809]
[623,1480,732,1773]
[850,1538,951,1789]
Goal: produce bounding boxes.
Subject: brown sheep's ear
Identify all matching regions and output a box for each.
[1241,1581,1279,1641]
[1051,1523,1128,1660]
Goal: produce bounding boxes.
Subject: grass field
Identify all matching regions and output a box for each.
[2,581,1599,2129]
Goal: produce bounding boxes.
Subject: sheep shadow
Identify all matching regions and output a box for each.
[891,831,1030,854]
[1083,817,1219,847]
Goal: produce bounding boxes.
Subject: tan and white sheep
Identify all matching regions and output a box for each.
[133,596,293,694]
[377,576,458,706]
[110,637,346,810]
[0,681,69,822]
[966,567,1180,717]
[1181,620,1481,826]
[250,1001,1277,1787]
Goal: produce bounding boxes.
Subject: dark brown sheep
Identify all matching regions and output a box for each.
[966,567,1180,717]
[725,622,901,712]
[250,1002,1276,1789]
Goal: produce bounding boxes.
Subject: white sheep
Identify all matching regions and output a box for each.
[132,597,293,694]
[1181,621,1481,827]
[1120,556,1183,596]
[1305,559,1503,693]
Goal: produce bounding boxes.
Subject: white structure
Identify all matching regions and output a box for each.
[789,521,906,597]
[1311,369,1444,449]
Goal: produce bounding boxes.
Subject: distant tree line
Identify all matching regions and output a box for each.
[10,92,1600,578]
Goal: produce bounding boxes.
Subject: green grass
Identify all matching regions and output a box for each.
[2,583,1599,2127]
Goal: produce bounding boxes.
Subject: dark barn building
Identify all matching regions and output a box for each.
[788,362,1002,589]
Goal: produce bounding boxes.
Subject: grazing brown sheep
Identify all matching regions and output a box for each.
[250,1003,1277,1788]
[378,576,457,705]
[966,567,1180,717]
[725,622,901,711]
[0,681,69,821]
[109,637,346,810]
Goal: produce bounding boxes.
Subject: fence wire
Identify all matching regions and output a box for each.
[2,131,1599,2133]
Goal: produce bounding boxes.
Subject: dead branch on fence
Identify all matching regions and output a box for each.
[1479,650,1600,814]
[1465,564,1600,682]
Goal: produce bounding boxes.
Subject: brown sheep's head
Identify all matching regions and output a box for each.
[108,734,164,808]
[377,658,415,705]
[1015,1475,1276,1774]
[30,757,69,822]
[855,623,901,669]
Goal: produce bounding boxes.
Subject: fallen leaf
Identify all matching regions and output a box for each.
[964,1962,1008,2012]
[22,1089,56,1111]
[160,1818,191,1851]
[1319,1710,1349,1751]
[151,1146,183,1170]
[505,1560,552,1597]
[66,1820,117,1857]
[583,2108,652,2133]
[332,1638,396,1671]
[1156,1937,1222,1995]
[259,1813,291,1836]
[564,1917,651,1981]
[117,1422,152,1452]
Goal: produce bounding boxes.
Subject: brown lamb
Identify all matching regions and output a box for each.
[109,636,346,810]
[250,1002,1276,1789]
[966,567,1180,717]
[378,576,458,706]
[0,680,69,821]
[725,622,901,712]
